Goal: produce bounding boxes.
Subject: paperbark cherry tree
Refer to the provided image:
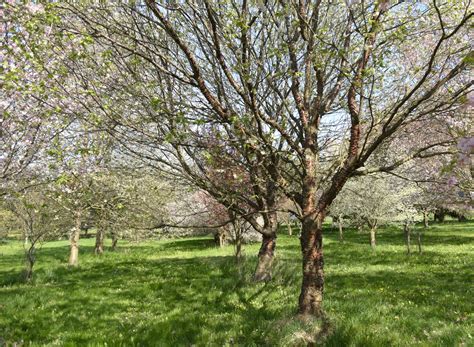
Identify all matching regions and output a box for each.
[27,1,473,316]
[138,0,473,316]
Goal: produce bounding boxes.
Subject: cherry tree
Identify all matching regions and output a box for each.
[16,1,473,317]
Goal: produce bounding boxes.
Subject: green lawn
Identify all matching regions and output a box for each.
[0,222,473,346]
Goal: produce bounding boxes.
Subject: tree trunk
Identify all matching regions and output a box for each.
[404,221,411,255]
[220,233,225,247]
[111,232,118,251]
[287,223,293,236]
[369,226,377,250]
[370,228,376,249]
[253,233,276,282]
[423,211,429,228]
[214,229,226,247]
[338,214,344,242]
[298,213,324,317]
[368,220,377,250]
[94,228,105,255]
[235,233,242,260]
[417,230,422,254]
[25,246,35,282]
[68,211,81,266]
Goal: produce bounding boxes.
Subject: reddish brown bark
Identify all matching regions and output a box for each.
[298,213,324,316]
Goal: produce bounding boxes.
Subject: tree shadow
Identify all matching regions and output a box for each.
[0,254,290,345]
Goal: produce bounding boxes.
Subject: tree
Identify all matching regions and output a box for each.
[17,1,473,317]
[0,3,64,190]
[331,175,404,249]
[3,183,63,281]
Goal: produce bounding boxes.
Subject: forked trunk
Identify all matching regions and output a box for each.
[94,229,105,255]
[68,212,81,266]
[253,233,276,282]
[298,214,324,317]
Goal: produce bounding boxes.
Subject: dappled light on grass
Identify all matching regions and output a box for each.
[0,222,473,345]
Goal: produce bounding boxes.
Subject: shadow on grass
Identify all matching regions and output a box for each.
[155,237,217,252]
[1,253,287,345]
[1,227,472,346]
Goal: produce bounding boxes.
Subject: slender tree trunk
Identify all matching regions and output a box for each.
[68,211,81,266]
[111,232,118,251]
[417,230,422,254]
[404,221,411,255]
[25,246,35,282]
[231,218,242,260]
[219,234,223,247]
[423,211,429,228]
[253,233,276,281]
[338,214,344,242]
[370,227,376,249]
[235,233,242,260]
[94,228,105,255]
[287,222,293,236]
[298,213,325,317]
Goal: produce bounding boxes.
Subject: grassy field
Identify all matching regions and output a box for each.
[0,222,473,346]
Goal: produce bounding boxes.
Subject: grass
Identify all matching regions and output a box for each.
[0,221,473,346]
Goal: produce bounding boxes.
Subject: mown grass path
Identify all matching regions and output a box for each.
[0,222,473,346]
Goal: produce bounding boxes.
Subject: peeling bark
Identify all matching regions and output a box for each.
[298,214,324,317]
